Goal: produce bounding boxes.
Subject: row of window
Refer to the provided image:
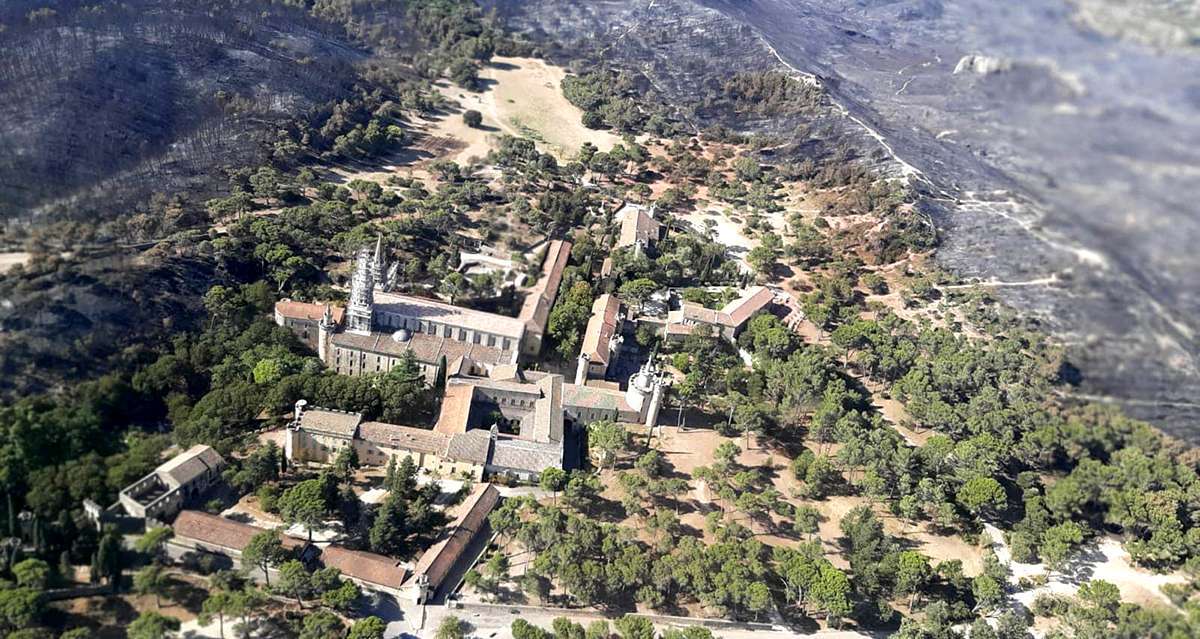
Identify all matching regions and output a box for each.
[376,312,513,351]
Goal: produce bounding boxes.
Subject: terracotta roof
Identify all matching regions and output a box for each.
[408,484,500,591]
[275,300,344,324]
[664,322,694,336]
[674,287,775,329]
[445,429,492,464]
[434,384,476,434]
[330,329,514,367]
[679,301,727,326]
[721,286,776,327]
[358,422,450,455]
[580,294,621,365]
[316,545,407,591]
[156,445,225,490]
[373,292,526,341]
[454,373,564,445]
[617,203,660,248]
[172,511,304,554]
[299,409,362,438]
[518,239,573,334]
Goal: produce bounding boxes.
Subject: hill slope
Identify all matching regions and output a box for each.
[0,0,365,221]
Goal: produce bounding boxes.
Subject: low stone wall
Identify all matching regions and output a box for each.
[44,584,113,601]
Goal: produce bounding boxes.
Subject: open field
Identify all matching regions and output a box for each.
[0,251,30,274]
[432,56,623,163]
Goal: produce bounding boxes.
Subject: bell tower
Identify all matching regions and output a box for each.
[318,304,335,363]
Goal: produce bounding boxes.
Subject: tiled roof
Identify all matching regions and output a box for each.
[665,322,694,336]
[299,409,362,438]
[156,445,225,490]
[562,382,634,414]
[445,429,492,464]
[675,287,775,329]
[357,422,450,455]
[330,329,514,367]
[470,376,545,396]
[680,301,727,326]
[173,511,304,554]
[580,294,621,365]
[373,292,527,341]
[275,300,345,324]
[721,286,775,327]
[527,375,563,444]
[617,203,660,247]
[316,545,407,591]
[518,239,573,335]
[490,437,563,475]
[408,484,499,591]
[434,384,476,434]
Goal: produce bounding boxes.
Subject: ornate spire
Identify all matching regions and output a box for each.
[346,246,375,335]
[373,233,384,275]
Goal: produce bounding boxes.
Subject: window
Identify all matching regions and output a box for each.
[488,335,496,347]
[472,332,480,344]
[502,338,510,351]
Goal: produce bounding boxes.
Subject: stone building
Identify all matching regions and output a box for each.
[118,445,226,523]
[615,202,661,254]
[285,402,485,480]
[274,300,344,351]
[665,286,780,343]
[575,293,623,384]
[403,483,500,603]
[167,510,309,576]
[515,239,572,357]
[168,511,409,598]
[275,237,571,381]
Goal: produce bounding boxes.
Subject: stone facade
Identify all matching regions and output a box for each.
[285,405,485,480]
[118,445,226,523]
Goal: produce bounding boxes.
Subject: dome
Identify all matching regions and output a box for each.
[392,328,411,342]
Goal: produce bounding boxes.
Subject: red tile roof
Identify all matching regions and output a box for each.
[275,300,344,324]
[434,384,476,435]
[357,422,450,455]
[407,484,500,591]
[519,239,573,335]
[580,294,621,365]
[173,511,304,554]
[317,545,407,591]
[721,286,776,327]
